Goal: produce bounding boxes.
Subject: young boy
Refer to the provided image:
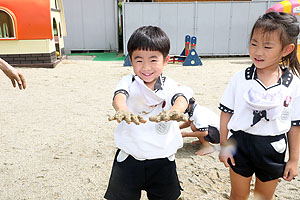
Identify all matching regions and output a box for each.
[105,26,191,200]
[0,58,26,89]
[180,98,220,156]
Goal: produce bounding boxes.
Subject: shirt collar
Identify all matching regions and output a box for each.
[133,74,166,91]
[245,64,293,88]
[188,103,197,118]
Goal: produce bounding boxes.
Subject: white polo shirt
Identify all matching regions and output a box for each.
[219,64,300,136]
[113,74,192,160]
[189,104,220,131]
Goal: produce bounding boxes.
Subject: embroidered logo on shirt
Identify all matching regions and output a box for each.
[251,110,269,127]
[281,96,292,121]
[283,96,292,107]
[155,122,170,135]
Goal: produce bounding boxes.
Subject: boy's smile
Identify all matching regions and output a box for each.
[131,50,169,90]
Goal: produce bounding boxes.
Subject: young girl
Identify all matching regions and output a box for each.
[219,12,300,199]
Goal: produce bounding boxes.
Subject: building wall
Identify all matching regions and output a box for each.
[62,0,118,52]
[154,0,250,2]
[0,40,55,54]
[123,1,281,56]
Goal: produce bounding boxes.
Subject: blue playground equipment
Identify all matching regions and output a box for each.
[123,54,132,66]
[169,35,202,66]
[123,34,202,66]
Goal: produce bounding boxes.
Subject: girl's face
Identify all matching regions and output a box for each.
[131,50,169,90]
[249,29,293,71]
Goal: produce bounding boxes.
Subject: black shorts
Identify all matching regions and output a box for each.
[204,126,220,144]
[104,149,182,200]
[228,130,287,182]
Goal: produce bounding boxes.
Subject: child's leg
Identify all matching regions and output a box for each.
[104,150,142,200]
[195,137,215,156]
[253,177,278,200]
[145,158,182,200]
[229,168,252,199]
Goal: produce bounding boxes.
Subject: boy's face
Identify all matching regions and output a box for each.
[130,50,169,90]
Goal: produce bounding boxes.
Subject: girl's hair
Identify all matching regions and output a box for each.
[127,26,170,59]
[250,12,300,77]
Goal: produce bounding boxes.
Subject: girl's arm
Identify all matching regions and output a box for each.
[219,111,234,167]
[283,126,300,181]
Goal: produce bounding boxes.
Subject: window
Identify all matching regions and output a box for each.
[53,18,58,36]
[55,0,59,10]
[59,22,62,38]
[0,9,15,39]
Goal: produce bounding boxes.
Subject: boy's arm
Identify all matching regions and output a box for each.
[283,126,300,181]
[169,96,188,113]
[109,93,146,125]
[0,58,26,89]
[219,111,234,167]
[113,93,129,111]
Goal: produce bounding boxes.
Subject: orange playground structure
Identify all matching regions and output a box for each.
[0,0,66,67]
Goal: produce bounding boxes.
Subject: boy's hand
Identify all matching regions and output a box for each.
[149,110,188,122]
[108,110,146,125]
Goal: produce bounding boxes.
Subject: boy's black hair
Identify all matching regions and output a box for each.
[127,26,170,59]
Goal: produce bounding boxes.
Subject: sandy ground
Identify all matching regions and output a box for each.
[0,57,299,199]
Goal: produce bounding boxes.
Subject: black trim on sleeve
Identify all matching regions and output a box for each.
[113,89,129,100]
[292,120,300,126]
[171,93,188,106]
[198,127,209,132]
[218,103,234,114]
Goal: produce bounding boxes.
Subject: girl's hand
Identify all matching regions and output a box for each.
[283,160,298,181]
[219,145,236,167]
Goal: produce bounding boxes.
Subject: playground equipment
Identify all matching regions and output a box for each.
[266,0,300,15]
[169,35,202,66]
[123,34,202,67]
[123,54,132,66]
[266,0,300,61]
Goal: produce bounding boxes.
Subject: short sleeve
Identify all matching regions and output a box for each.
[191,112,209,130]
[113,75,134,99]
[291,87,300,126]
[164,78,191,106]
[219,73,238,114]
